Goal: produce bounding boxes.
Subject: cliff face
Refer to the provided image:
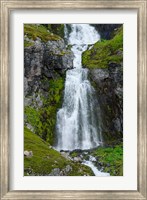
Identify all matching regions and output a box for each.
[82,26,123,145]
[91,24,122,40]
[24,24,74,144]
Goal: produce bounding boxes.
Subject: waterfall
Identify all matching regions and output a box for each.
[55,24,102,151]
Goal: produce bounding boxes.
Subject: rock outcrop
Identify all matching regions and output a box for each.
[91,24,122,40]
[82,26,123,145]
[24,38,73,100]
[24,24,74,144]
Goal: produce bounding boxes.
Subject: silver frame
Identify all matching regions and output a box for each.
[0,0,147,199]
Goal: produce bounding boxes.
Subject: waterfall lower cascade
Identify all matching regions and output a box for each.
[55,24,103,151]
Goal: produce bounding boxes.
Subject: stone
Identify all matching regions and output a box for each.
[24,97,32,106]
[24,37,74,109]
[88,62,123,144]
[36,94,43,107]
[61,152,70,159]
[49,168,60,176]
[73,156,82,162]
[24,77,28,95]
[65,165,72,173]
[24,150,33,158]
[90,69,109,84]
[26,123,34,132]
[89,155,97,162]
[114,118,122,132]
[90,24,121,40]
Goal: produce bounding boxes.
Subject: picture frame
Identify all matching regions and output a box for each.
[0,0,146,199]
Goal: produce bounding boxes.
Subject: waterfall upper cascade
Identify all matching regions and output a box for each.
[55,24,102,151]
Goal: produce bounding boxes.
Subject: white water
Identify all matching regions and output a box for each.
[83,160,110,176]
[55,24,102,151]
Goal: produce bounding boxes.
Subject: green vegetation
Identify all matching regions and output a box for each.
[102,131,123,146]
[92,144,123,176]
[24,127,94,176]
[47,24,64,38]
[82,27,123,69]
[70,151,79,158]
[24,40,34,47]
[25,77,65,145]
[24,24,61,42]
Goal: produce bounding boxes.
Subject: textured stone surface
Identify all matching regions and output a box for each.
[24,150,33,158]
[24,38,74,101]
[89,62,123,144]
[91,24,122,40]
[24,37,74,137]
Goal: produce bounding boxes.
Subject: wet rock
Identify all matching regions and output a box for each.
[89,155,97,162]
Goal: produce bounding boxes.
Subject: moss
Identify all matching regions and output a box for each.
[24,24,61,42]
[91,144,123,176]
[82,26,123,69]
[24,77,65,145]
[24,40,34,47]
[47,24,64,38]
[24,106,41,130]
[24,127,94,176]
[70,151,79,158]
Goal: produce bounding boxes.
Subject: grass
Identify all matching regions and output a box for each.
[24,24,61,42]
[91,144,123,176]
[24,127,94,176]
[82,26,123,69]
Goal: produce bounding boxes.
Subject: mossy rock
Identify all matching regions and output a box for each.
[24,40,34,47]
[82,26,123,69]
[24,77,65,145]
[24,24,61,42]
[24,127,94,176]
[47,24,64,38]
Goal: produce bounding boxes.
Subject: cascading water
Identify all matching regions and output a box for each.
[55,24,102,151]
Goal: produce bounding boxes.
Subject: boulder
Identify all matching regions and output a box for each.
[49,168,60,176]
[24,150,33,158]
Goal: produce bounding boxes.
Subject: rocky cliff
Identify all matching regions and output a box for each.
[91,24,122,40]
[24,24,74,144]
[82,26,123,145]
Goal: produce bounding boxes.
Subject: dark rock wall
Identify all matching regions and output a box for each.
[89,63,123,145]
[91,24,122,40]
[83,25,123,145]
